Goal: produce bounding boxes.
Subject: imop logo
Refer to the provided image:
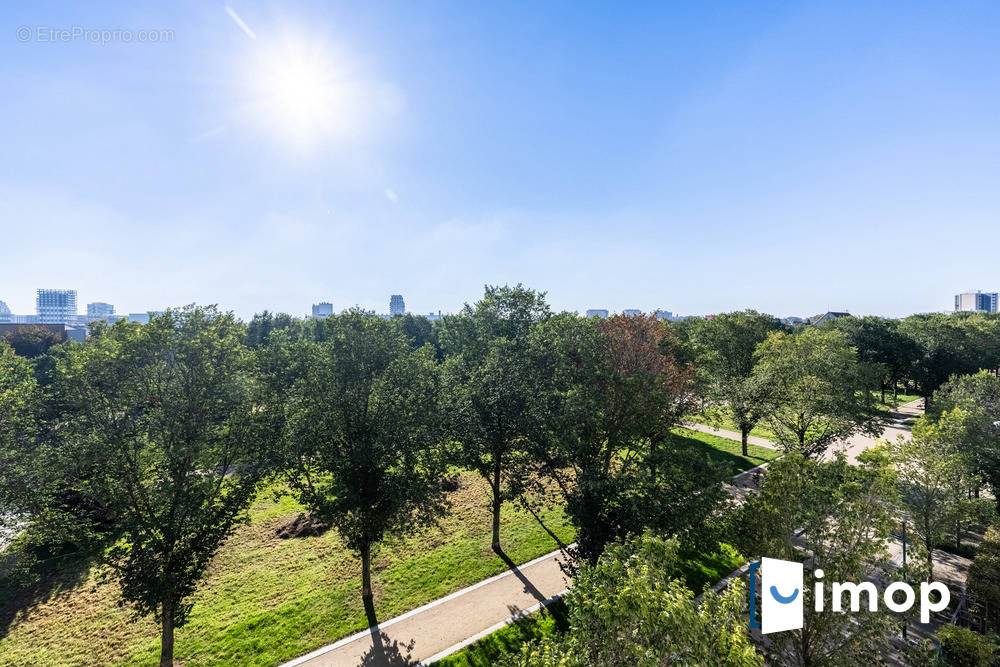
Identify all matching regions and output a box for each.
[759,557,803,634]
[748,557,952,635]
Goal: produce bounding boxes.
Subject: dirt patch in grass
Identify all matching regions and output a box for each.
[275,513,330,539]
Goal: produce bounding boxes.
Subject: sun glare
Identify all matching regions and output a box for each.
[246,32,362,149]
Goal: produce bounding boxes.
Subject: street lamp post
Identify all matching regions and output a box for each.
[902,515,908,640]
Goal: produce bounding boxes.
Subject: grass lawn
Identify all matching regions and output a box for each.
[685,410,780,443]
[434,598,569,667]
[872,391,920,411]
[0,473,574,667]
[669,427,780,474]
[0,429,761,667]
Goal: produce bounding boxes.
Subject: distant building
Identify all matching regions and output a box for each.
[128,313,151,324]
[64,325,87,342]
[312,302,334,318]
[389,294,405,316]
[955,291,998,313]
[0,300,10,324]
[782,316,806,325]
[622,309,642,317]
[87,302,115,320]
[654,310,673,321]
[585,309,609,319]
[36,289,77,324]
[810,311,851,326]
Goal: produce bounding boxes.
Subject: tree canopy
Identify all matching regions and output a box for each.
[50,307,275,666]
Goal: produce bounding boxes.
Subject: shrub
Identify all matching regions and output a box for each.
[936,624,998,666]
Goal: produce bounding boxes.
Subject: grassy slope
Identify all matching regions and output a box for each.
[0,428,765,667]
[0,474,573,667]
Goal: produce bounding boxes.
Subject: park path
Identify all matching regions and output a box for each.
[681,422,780,451]
[825,398,924,462]
[283,399,927,667]
[281,548,571,667]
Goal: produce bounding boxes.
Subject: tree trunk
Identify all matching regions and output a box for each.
[881,381,886,405]
[925,526,934,581]
[160,601,174,667]
[491,462,502,554]
[741,426,750,457]
[361,541,373,603]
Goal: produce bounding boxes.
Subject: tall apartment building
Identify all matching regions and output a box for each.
[36,289,77,323]
[87,302,115,319]
[585,309,609,318]
[0,300,11,324]
[955,291,998,313]
[312,302,334,318]
[389,294,405,316]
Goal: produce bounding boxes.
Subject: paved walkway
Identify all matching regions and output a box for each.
[681,422,779,450]
[282,548,571,667]
[284,401,928,667]
[825,398,924,462]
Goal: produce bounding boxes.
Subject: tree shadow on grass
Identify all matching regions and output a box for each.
[0,547,95,641]
[519,500,570,553]
[668,431,770,475]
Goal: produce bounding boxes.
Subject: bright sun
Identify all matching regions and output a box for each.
[247,33,362,149]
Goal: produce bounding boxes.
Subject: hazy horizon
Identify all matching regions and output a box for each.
[4,2,999,319]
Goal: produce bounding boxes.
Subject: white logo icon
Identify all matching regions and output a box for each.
[761,557,803,634]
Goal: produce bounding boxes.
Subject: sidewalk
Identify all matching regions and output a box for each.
[282,548,571,667]
[825,398,924,462]
[681,422,779,450]
[283,405,926,667]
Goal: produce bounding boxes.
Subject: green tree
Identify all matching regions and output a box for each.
[884,411,981,579]
[277,310,447,614]
[823,315,920,404]
[1,324,64,359]
[244,310,302,348]
[729,452,900,666]
[0,342,41,542]
[50,307,274,666]
[931,371,1000,507]
[686,310,786,455]
[501,532,761,667]
[396,312,435,350]
[441,285,550,553]
[968,525,1000,633]
[754,328,882,457]
[530,313,714,564]
[936,624,999,666]
[899,313,1000,407]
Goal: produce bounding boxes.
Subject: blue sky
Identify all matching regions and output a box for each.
[2,1,999,319]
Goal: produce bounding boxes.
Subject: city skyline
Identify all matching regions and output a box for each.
[4,3,1000,319]
[3,284,993,323]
